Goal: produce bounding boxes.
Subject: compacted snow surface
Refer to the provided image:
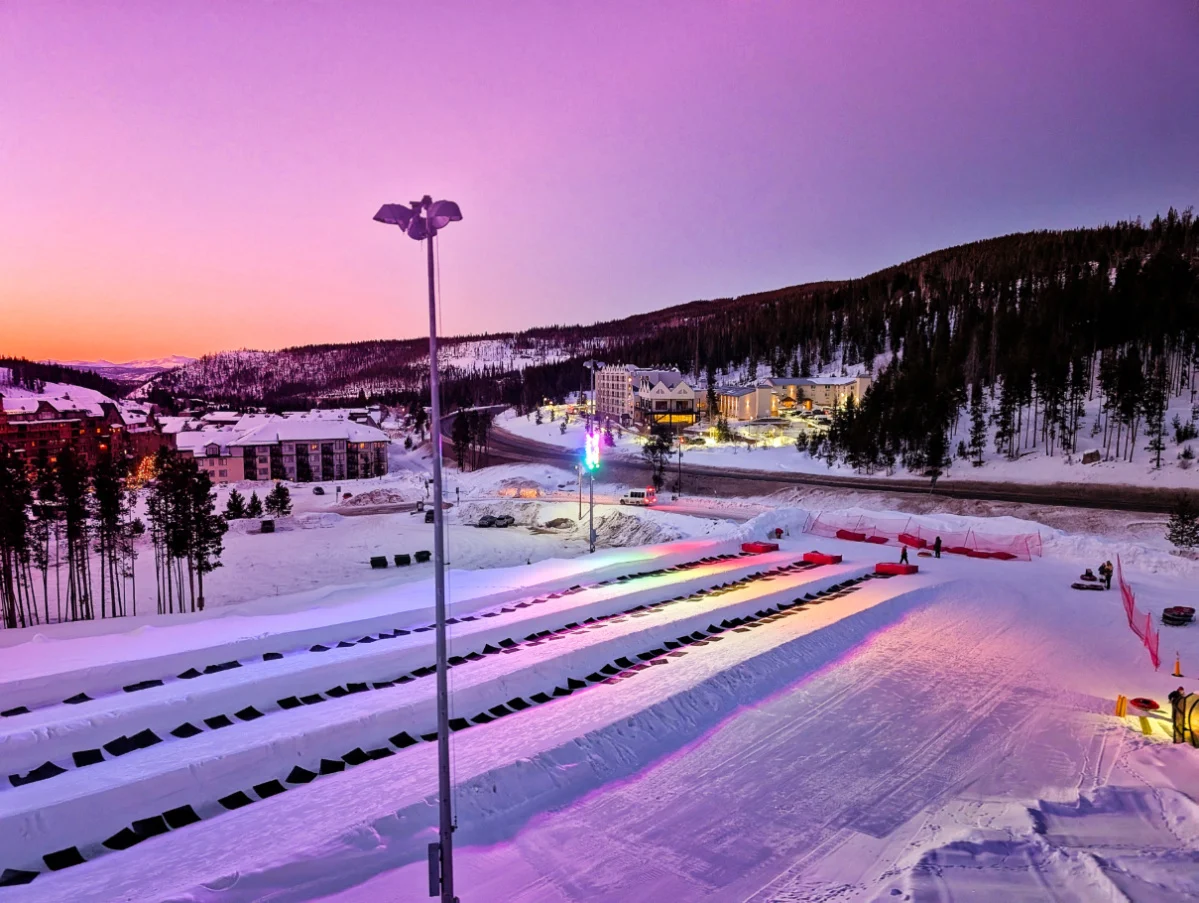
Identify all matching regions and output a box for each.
[2,493,1199,902]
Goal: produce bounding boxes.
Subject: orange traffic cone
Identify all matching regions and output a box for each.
[1175,653,1184,678]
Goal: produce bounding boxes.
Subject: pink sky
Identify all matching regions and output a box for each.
[2,1,1196,362]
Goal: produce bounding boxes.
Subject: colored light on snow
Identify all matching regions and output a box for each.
[584,429,601,472]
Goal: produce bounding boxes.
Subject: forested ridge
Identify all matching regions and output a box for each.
[147,212,1199,478]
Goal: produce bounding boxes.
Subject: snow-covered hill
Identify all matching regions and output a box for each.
[52,356,195,383]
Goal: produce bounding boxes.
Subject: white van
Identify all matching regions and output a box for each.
[619,487,657,506]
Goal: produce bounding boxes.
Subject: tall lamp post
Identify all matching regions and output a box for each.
[583,427,600,552]
[374,196,462,903]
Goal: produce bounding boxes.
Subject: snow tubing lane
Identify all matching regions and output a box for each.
[1,552,783,792]
[0,551,754,724]
[0,566,890,885]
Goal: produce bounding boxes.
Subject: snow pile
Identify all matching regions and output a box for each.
[590,510,685,547]
[455,500,542,526]
[337,488,418,508]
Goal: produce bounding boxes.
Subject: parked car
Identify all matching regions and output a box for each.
[477,515,498,528]
[494,514,516,528]
[312,486,325,495]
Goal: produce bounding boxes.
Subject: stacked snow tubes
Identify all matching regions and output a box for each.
[0,554,848,885]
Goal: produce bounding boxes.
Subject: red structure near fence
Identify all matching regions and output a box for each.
[1116,556,1161,670]
[804,512,1042,561]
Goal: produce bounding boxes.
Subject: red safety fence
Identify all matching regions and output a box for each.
[803,512,1043,561]
[1116,556,1161,670]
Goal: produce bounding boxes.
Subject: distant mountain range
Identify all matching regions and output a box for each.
[52,356,196,383]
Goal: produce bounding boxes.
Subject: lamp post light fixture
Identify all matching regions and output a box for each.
[373,195,462,903]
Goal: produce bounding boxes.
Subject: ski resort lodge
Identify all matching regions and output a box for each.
[715,375,873,422]
[594,365,697,429]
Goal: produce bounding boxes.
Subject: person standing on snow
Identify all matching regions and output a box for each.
[933,536,942,559]
[900,545,909,565]
[1169,686,1186,708]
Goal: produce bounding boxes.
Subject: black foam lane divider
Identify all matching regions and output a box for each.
[103,828,143,851]
[204,661,241,674]
[507,697,531,710]
[131,815,169,838]
[318,758,346,774]
[368,748,394,759]
[342,748,370,766]
[372,681,394,689]
[310,644,330,652]
[529,692,551,704]
[254,780,286,798]
[103,735,136,757]
[300,694,325,705]
[336,641,355,649]
[64,692,91,704]
[600,664,620,675]
[164,805,201,828]
[326,686,349,698]
[482,644,501,654]
[449,718,470,731]
[0,868,38,886]
[394,628,411,636]
[411,666,436,677]
[235,706,264,721]
[263,651,284,661]
[498,638,517,648]
[287,766,317,784]
[488,705,512,718]
[123,679,164,693]
[129,728,162,749]
[171,722,202,738]
[1,706,30,717]
[43,847,85,870]
[204,715,233,730]
[357,636,377,644]
[585,672,605,682]
[346,682,368,694]
[390,732,418,749]
[448,656,467,666]
[471,713,494,724]
[177,668,202,680]
[420,732,438,742]
[73,748,104,768]
[219,791,254,810]
[394,675,414,684]
[13,762,67,785]
[614,657,634,669]
[277,696,302,710]
[567,678,588,690]
[552,686,572,697]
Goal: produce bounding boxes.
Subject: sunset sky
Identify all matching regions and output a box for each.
[2,1,1197,362]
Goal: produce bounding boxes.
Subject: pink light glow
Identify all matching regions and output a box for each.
[2,1,1196,360]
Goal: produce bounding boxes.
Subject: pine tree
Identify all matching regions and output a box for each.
[191,471,227,611]
[224,489,247,520]
[451,410,470,470]
[265,483,292,517]
[1167,495,1199,549]
[247,490,265,519]
[0,446,34,628]
[968,384,987,467]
